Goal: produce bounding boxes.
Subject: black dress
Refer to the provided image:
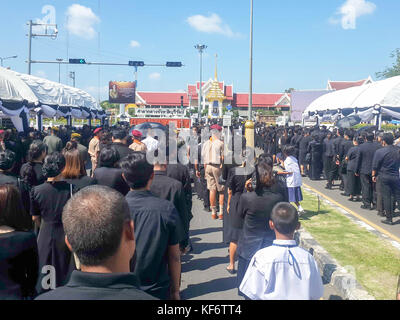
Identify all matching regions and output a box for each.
[308,140,323,180]
[0,231,38,300]
[223,167,253,244]
[30,181,76,294]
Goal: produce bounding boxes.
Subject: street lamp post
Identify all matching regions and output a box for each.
[195,44,207,122]
[56,58,63,83]
[245,0,255,148]
[0,55,18,67]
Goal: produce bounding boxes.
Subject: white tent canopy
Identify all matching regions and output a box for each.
[304,76,400,115]
[0,66,104,120]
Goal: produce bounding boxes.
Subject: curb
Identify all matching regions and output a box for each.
[295,228,375,300]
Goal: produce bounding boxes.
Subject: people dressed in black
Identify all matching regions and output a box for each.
[225,162,254,275]
[94,146,129,195]
[30,152,76,294]
[36,186,156,300]
[151,161,190,253]
[308,133,323,180]
[61,142,97,191]
[111,128,134,163]
[356,132,381,209]
[0,184,38,300]
[299,129,311,176]
[323,131,337,189]
[236,161,288,296]
[0,150,32,230]
[346,137,363,202]
[20,140,47,188]
[372,133,400,225]
[120,152,182,300]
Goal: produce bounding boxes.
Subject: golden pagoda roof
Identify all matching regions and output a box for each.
[206,54,226,101]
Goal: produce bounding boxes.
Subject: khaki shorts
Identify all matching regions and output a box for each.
[205,164,224,192]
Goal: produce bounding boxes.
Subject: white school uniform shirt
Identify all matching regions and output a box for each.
[142,136,159,153]
[284,156,302,188]
[239,239,324,300]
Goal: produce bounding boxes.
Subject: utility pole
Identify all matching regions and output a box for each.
[26,20,58,75]
[195,44,207,122]
[69,71,76,87]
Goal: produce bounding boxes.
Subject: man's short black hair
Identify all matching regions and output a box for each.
[0,150,16,171]
[366,132,374,142]
[62,185,131,266]
[112,128,127,140]
[383,133,394,146]
[99,146,120,168]
[271,202,299,235]
[120,152,154,189]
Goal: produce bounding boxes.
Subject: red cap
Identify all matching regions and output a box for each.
[131,130,143,138]
[210,124,222,131]
[93,127,103,135]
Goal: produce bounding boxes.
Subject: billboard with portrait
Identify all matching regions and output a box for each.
[109,81,136,104]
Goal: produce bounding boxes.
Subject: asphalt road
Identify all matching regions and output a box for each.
[302,177,400,242]
[180,194,342,300]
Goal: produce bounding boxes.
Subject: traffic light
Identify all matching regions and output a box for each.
[129,61,145,67]
[69,59,86,64]
[166,62,182,67]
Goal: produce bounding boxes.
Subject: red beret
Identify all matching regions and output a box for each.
[0,130,4,135]
[131,130,142,138]
[210,124,222,131]
[93,127,103,135]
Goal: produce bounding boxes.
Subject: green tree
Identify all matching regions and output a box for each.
[376,49,400,79]
[100,101,119,110]
[285,88,295,93]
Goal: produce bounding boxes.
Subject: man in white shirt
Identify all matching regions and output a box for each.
[142,129,160,153]
[239,202,324,300]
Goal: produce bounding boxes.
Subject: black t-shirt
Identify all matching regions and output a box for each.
[237,183,288,260]
[112,143,134,162]
[125,190,180,298]
[93,167,129,195]
[0,231,39,300]
[20,162,46,187]
[63,176,97,192]
[35,271,157,300]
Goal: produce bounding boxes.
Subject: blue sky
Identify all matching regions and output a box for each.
[1,0,399,101]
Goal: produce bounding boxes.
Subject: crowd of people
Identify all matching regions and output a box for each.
[1,118,399,301]
[255,124,400,226]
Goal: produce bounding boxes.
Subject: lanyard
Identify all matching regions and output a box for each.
[272,243,298,266]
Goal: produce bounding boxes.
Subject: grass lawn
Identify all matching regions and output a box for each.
[300,190,400,300]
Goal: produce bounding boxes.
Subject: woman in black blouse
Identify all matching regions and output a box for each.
[235,161,288,296]
[61,141,97,191]
[31,152,76,295]
[0,184,38,300]
[20,140,47,188]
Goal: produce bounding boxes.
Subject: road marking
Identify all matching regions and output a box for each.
[303,183,400,244]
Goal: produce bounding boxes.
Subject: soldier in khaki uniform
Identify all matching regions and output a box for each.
[88,127,103,175]
[129,130,147,152]
[202,124,224,220]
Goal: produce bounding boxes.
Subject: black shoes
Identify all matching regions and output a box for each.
[381,219,394,226]
[325,185,332,190]
[360,204,371,210]
[377,212,385,217]
[341,193,350,197]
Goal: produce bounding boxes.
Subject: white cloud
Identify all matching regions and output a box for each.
[66,4,100,39]
[149,72,161,80]
[130,40,141,48]
[330,0,376,30]
[187,13,238,37]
